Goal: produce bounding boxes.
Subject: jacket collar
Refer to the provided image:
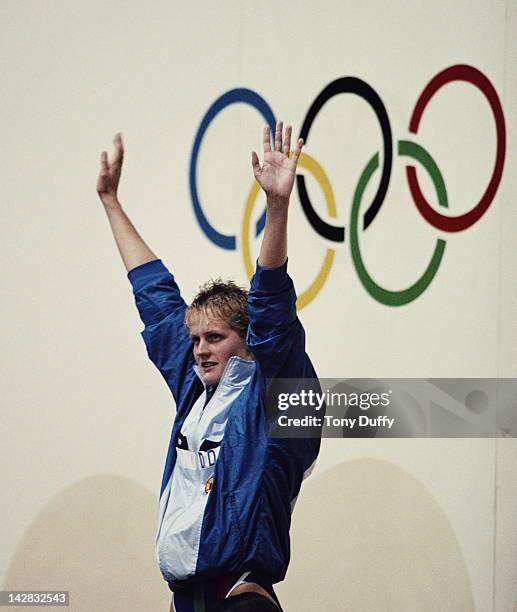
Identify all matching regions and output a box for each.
[193,355,256,394]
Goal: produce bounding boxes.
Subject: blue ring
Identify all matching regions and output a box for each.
[189,88,276,250]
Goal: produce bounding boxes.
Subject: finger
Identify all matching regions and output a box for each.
[263,126,271,153]
[290,138,304,167]
[112,132,124,164]
[274,120,283,152]
[251,151,261,177]
[282,125,292,155]
[100,151,109,174]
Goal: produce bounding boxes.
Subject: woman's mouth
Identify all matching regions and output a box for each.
[201,361,217,369]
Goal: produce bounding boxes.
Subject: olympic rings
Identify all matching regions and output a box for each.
[189,64,506,307]
[407,64,506,232]
[350,141,447,306]
[241,152,337,310]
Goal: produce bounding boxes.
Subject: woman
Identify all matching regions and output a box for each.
[96,123,320,611]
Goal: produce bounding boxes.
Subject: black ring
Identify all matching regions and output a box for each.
[298,77,393,242]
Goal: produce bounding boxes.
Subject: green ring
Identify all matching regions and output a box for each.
[350,140,448,306]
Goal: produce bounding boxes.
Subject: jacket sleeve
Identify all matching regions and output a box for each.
[246,259,312,380]
[127,259,196,405]
[247,260,322,503]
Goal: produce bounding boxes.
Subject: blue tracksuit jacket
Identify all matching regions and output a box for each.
[128,258,321,590]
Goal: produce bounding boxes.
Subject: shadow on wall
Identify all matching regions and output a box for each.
[3,475,171,611]
[278,458,475,612]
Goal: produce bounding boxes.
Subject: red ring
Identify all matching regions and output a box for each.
[407,64,506,232]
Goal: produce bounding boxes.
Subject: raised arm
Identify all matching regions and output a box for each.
[97,133,195,406]
[251,121,303,268]
[249,123,321,479]
[247,122,311,380]
[96,133,157,272]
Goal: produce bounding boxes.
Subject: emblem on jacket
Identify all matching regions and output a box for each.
[205,476,214,494]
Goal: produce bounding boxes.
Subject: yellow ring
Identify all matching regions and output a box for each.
[240,151,337,310]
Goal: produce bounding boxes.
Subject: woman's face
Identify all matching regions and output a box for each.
[188,312,253,386]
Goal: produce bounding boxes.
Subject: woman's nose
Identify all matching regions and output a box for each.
[196,338,209,355]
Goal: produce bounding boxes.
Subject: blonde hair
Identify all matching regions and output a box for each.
[185,279,249,339]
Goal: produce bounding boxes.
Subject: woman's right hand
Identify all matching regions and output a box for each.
[97,132,124,207]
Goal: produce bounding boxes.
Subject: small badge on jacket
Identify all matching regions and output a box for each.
[205,476,214,494]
